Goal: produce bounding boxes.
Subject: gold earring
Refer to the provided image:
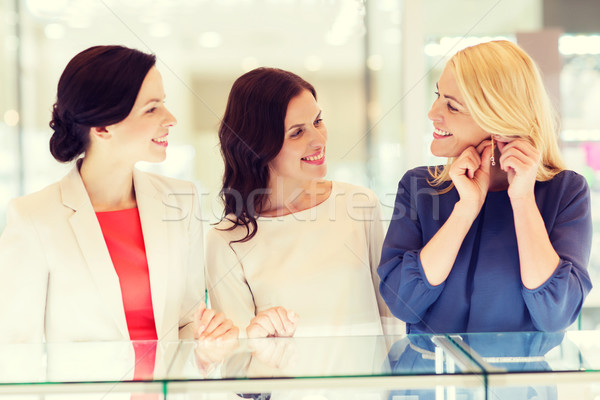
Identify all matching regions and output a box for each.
[490,136,496,166]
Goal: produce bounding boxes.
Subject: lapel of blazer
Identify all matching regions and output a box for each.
[133,168,169,339]
[60,164,129,339]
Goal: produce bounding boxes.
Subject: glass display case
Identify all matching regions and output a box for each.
[1,331,600,399]
[453,331,600,400]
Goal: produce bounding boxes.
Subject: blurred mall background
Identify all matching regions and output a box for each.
[1,0,600,327]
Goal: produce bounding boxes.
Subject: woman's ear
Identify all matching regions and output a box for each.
[90,126,111,140]
[496,140,507,153]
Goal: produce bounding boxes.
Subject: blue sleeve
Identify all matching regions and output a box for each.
[378,172,445,324]
[522,173,593,332]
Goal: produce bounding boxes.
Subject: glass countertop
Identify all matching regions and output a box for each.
[1,331,599,397]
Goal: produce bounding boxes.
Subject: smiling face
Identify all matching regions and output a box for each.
[104,66,177,164]
[428,64,489,158]
[268,89,327,187]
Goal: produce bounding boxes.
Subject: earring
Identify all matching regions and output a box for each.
[490,136,496,166]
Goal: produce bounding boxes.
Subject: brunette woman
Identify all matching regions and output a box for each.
[0,46,237,346]
[206,68,399,338]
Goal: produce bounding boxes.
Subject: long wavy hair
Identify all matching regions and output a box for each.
[218,67,316,242]
[429,40,565,190]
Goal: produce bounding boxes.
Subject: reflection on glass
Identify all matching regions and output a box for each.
[448,332,564,400]
[1,334,600,398]
[386,335,486,400]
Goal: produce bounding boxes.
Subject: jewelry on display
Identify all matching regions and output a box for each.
[490,136,496,166]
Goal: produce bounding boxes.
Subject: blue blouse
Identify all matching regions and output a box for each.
[378,167,593,333]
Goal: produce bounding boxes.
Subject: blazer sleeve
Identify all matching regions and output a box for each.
[178,183,206,339]
[522,173,593,331]
[205,227,256,338]
[377,173,445,325]
[0,198,49,344]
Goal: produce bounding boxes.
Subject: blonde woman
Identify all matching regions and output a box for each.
[379,40,592,333]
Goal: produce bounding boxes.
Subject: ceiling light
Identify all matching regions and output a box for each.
[367,54,383,71]
[149,22,171,38]
[199,32,222,48]
[560,35,600,55]
[326,0,362,46]
[25,0,68,18]
[305,55,322,72]
[4,110,19,127]
[44,23,65,39]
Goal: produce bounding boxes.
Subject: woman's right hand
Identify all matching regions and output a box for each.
[194,303,239,342]
[449,140,492,217]
[246,307,299,338]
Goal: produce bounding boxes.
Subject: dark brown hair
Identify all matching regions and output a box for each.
[49,45,156,162]
[218,67,316,242]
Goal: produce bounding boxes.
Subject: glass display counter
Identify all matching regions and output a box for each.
[450,331,600,400]
[0,331,599,399]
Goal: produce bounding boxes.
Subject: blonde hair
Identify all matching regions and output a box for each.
[429,40,565,189]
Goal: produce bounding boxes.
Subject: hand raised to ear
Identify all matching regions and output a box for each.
[496,139,540,201]
[449,140,492,217]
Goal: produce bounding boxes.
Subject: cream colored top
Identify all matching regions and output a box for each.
[206,181,403,337]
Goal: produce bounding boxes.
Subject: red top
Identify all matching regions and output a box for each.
[96,208,157,381]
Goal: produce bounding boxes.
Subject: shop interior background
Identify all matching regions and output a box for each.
[1,0,600,328]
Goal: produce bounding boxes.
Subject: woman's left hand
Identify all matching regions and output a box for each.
[497,138,541,201]
[194,303,239,342]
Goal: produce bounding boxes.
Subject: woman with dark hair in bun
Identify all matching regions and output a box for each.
[0,45,238,347]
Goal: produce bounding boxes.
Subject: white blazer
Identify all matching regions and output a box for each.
[0,164,205,343]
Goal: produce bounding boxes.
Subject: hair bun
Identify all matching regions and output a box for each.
[49,105,85,163]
